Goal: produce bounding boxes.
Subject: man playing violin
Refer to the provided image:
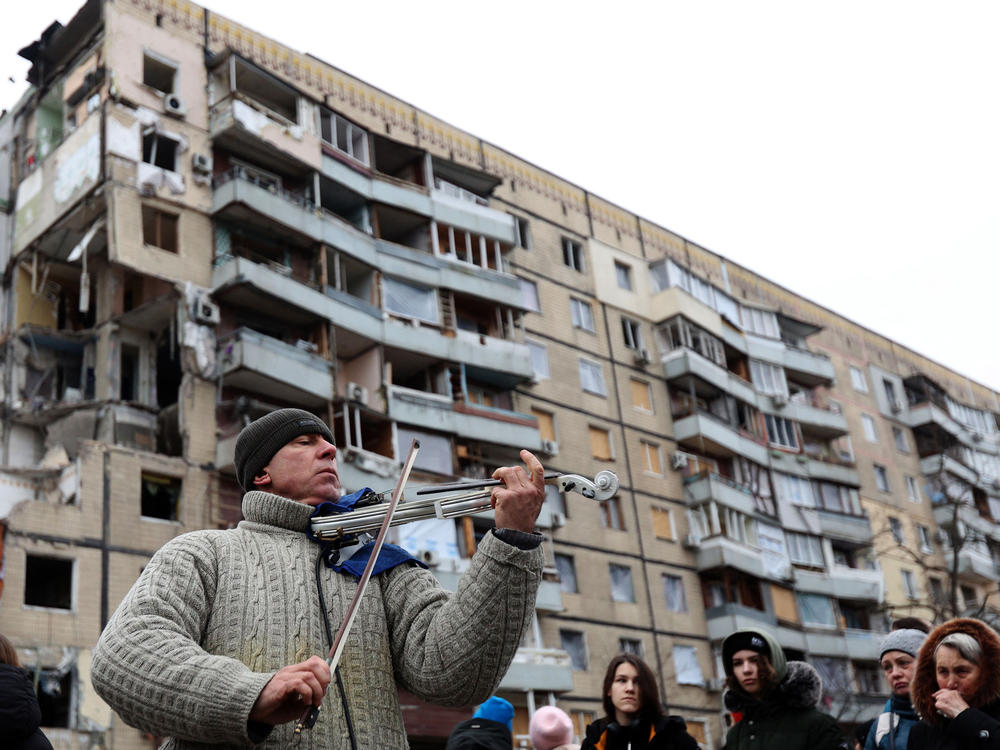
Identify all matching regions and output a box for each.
[92,408,546,749]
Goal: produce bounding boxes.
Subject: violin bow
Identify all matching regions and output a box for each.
[294,438,421,735]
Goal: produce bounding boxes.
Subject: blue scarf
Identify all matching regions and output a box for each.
[307,489,428,580]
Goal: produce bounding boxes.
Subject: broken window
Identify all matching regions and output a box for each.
[142,131,179,171]
[562,237,584,272]
[141,472,181,521]
[142,206,179,252]
[620,638,643,656]
[143,51,176,93]
[120,343,140,401]
[320,110,369,165]
[37,668,73,728]
[621,316,642,349]
[24,555,73,610]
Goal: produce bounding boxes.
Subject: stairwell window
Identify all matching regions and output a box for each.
[614,261,633,290]
[874,464,891,492]
[570,297,595,332]
[578,357,607,396]
[562,237,585,272]
[622,316,642,349]
[850,366,868,392]
[609,564,635,602]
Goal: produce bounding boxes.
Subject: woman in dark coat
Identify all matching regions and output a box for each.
[0,633,54,750]
[580,653,699,750]
[908,617,1000,750]
[722,627,846,750]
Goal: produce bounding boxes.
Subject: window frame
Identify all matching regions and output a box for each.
[570,297,596,333]
[614,260,633,290]
[562,236,585,272]
[609,563,636,603]
[850,366,869,392]
[578,357,607,396]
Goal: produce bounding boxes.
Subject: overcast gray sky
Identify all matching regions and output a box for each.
[4,1,999,391]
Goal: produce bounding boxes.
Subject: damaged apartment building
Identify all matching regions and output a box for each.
[4,1,1000,749]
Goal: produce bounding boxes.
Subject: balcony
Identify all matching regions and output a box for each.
[704,603,779,642]
[794,567,883,602]
[933,501,1000,543]
[780,399,849,439]
[387,386,541,450]
[695,536,770,578]
[921,453,979,486]
[743,337,835,386]
[210,94,321,172]
[805,629,882,660]
[322,154,517,244]
[813,508,874,546]
[685,474,765,517]
[955,547,1000,583]
[663,350,757,404]
[673,413,770,465]
[218,328,334,405]
[497,648,574,692]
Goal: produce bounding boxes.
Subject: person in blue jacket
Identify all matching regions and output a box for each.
[865,626,928,750]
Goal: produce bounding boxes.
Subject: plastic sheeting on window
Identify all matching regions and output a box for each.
[610,564,635,602]
[383,277,439,324]
[663,574,688,613]
[796,592,836,627]
[673,645,704,685]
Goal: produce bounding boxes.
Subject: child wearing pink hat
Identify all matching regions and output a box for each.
[530,706,580,750]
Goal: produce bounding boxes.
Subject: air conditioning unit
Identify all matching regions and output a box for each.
[192,152,213,174]
[540,439,559,456]
[772,393,788,408]
[682,534,699,550]
[192,292,220,325]
[345,382,369,405]
[670,452,689,471]
[418,549,441,568]
[550,511,566,528]
[164,94,187,117]
[634,348,652,365]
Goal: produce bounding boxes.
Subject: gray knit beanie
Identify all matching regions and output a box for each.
[879,628,927,660]
[234,408,334,491]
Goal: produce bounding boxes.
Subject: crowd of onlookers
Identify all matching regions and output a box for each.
[447,616,1000,750]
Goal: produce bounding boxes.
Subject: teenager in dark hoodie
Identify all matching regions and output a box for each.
[908,618,1000,750]
[722,627,847,750]
[0,633,53,750]
[580,653,698,750]
[865,627,927,750]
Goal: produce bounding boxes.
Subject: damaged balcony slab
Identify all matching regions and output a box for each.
[387,386,541,450]
[217,327,334,405]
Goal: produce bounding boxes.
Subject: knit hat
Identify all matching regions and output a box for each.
[879,628,927,660]
[530,706,574,750]
[234,408,334,491]
[473,696,514,731]
[723,631,771,664]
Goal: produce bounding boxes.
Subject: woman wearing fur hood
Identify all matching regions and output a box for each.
[908,618,1000,750]
[722,628,847,750]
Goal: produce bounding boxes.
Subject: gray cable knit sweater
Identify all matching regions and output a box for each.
[91,491,543,749]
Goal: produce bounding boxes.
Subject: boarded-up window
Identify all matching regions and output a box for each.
[652,506,674,540]
[142,206,178,252]
[770,584,800,624]
[641,440,662,474]
[686,720,708,747]
[589,426,612,460]
[532,408,556,441]
[630,377,652,411]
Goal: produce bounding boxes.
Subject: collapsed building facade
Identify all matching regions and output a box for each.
[1,1,999,748]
